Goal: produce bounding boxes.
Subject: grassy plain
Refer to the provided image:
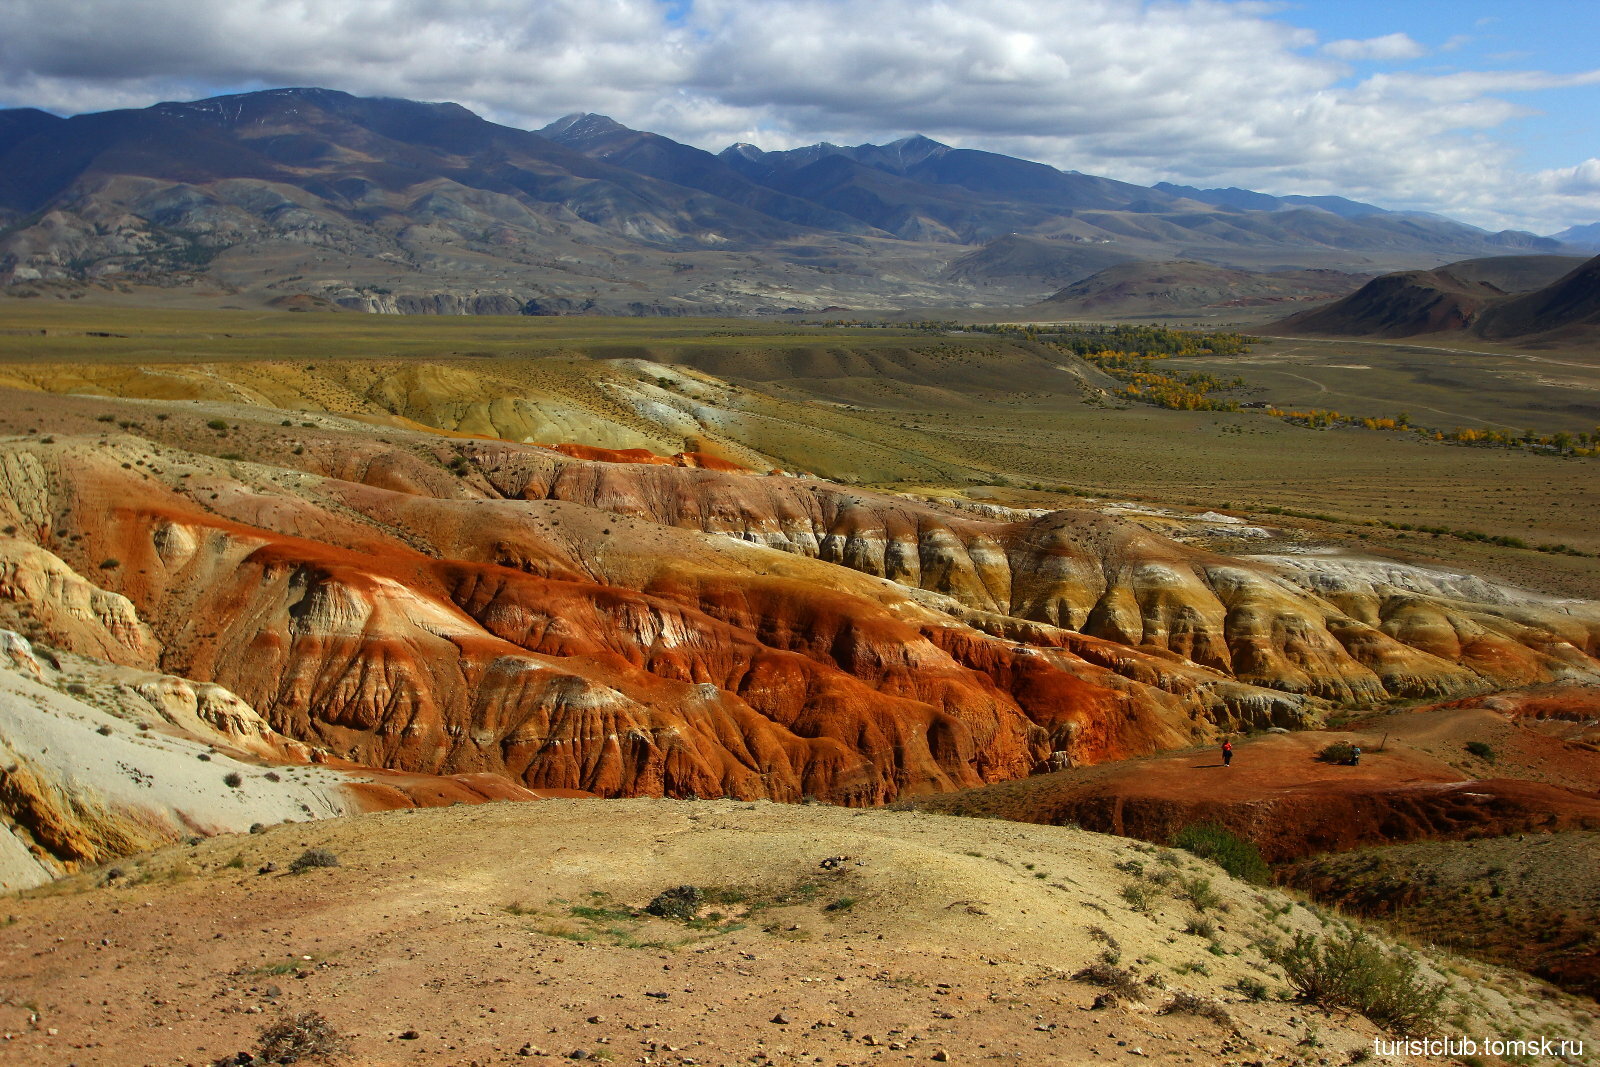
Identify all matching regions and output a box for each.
[1185,334,1600,435]
[1,302,1595,597]
[0,302,924,362]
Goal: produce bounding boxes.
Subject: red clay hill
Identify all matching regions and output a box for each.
[904,699,1600,861]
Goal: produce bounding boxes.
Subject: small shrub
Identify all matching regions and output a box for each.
[1071,962,1145,1001]
[288,848,340,873]
[264,771,281,782]
[96,724,113,736]
[644,885,704,922]
[1120,882,1154,912]
[1232,976,1270,1001]
[98,558,120,569]
[1464,741,1495,763]
[1086,925,1120,950]
[226,854,246,869]
[1268,930,1447,1036]
[207,419,229,431]
[254,1008,346,1063]
[1172,823,1269,884]
[1184,914,1217,939]
[223,771,242,787]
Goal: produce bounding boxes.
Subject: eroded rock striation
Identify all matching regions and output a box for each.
[0,410,1595,822]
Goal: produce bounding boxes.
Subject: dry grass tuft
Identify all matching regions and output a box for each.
[255,1008,346,1063]
[1159,990,1235,1029]
[1072,962,1147,1002]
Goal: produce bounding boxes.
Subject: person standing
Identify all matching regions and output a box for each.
[1222,739,1233,767]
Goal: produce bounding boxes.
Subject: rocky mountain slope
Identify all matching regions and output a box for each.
[0,88,1582,314]
[1552,221,1600,251]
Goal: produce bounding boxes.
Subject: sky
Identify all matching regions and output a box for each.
[2,0,1597,234]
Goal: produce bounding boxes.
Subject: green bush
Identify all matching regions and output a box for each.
[1178,875,1222,912]
[1120,882,1154,912]
[1268,930,1447,1036]
[1317,742,1357,764]
[1464,741,1496,762]
[1231,976,1271,1001]
[1172,823,1269,884]
[206,419,228,431]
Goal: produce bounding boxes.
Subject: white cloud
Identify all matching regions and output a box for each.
[0,0,1597,232]
[1323,33,1426,62]
[1537,158,1600,197]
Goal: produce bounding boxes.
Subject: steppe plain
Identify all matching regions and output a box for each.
[2,302,1596,598]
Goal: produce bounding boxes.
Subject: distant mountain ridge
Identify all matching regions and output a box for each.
[1275,253,1600,344]
[0,88,1587,314]
[1152,182,1393,220]
[1551,221,1600,251]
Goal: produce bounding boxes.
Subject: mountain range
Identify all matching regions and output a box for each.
[0,87,1589,315]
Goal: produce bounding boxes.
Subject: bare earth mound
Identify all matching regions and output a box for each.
[2,800,1594,1065]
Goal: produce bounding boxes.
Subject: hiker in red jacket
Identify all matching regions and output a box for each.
[1222,739,1233,767]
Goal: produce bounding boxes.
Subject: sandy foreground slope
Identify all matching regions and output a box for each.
[3,800,1596,1066]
